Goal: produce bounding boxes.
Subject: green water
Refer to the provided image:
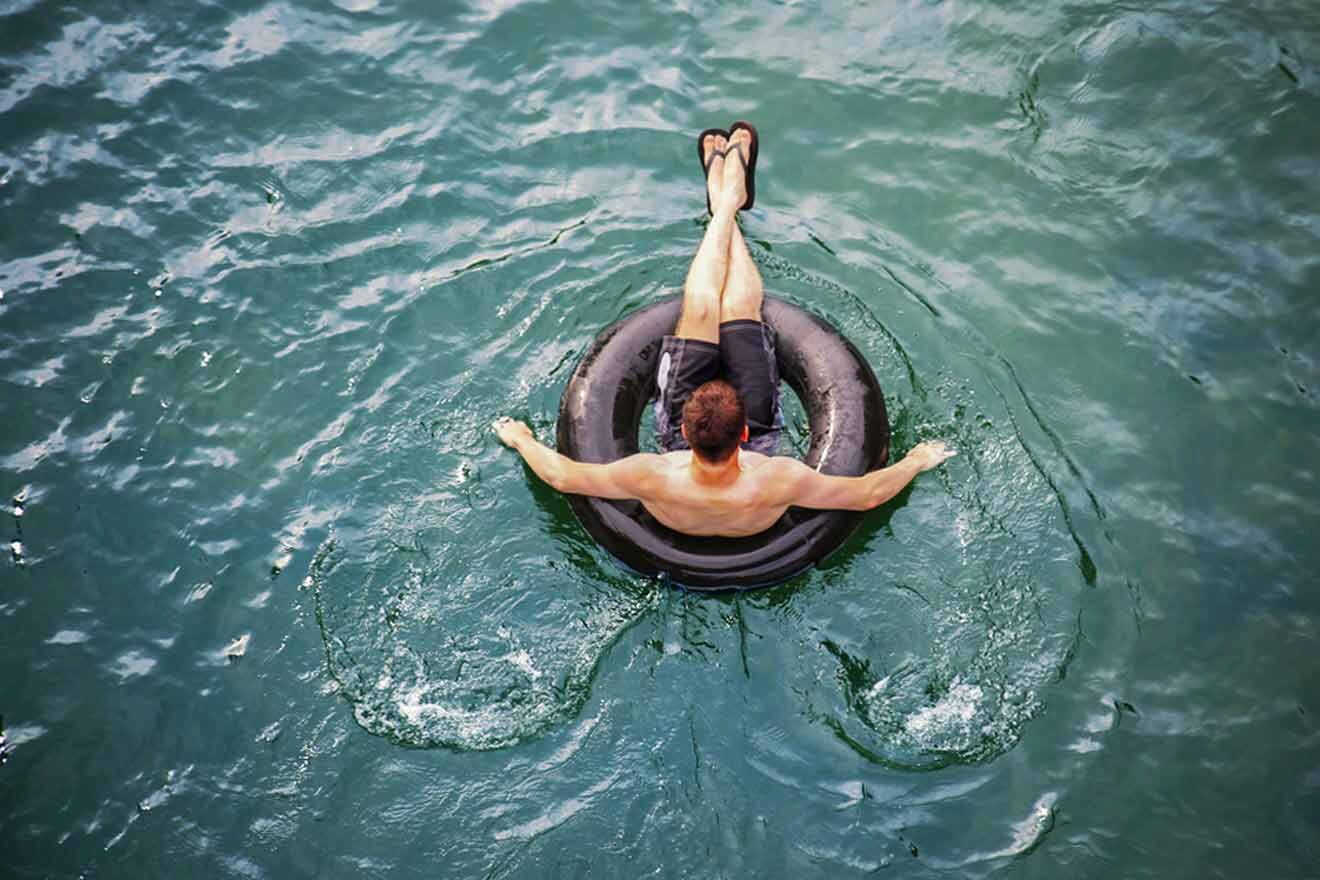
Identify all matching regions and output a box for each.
[2,0,1318,876]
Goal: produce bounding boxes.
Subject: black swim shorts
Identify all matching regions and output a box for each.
[654,319,782,455]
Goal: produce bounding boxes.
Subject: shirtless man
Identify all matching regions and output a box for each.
[493,123,955,538]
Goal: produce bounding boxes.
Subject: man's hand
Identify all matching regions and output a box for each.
[492,417,532,449]
[905,439,957,472]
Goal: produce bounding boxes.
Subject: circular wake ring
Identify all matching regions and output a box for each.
[557,295,889,591]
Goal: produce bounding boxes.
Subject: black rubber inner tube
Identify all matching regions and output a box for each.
[556,295,889,591]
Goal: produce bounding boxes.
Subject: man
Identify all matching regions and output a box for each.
[493,123,954,538]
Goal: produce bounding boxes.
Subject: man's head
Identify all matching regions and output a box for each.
[680,379,748,463]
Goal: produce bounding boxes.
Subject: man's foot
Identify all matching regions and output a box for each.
[719,125,752,214]
[698,129,728,216]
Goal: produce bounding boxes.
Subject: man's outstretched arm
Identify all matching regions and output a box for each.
[492,417,660,500]
[767,440,956,511]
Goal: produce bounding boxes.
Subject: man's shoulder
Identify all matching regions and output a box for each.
[740,455,811,499]
[614,451,680,485]
[743,453,808,475]
[646,450,689,471]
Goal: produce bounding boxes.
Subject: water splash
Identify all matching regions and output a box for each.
[308,519,656,751]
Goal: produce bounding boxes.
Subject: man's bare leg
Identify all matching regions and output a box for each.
[675,132,741,344]
[717,127,763,323]
[720,224,763,322]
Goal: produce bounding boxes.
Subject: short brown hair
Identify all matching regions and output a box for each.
[682,380,746,463]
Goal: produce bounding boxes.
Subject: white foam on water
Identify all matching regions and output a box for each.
[109,649,157,680]
[503,648,541,680]
[977,792,1060,862]
[4,724,48,746]
[45,628,91,645]
[222,633,250,660]
[903,679,984,742]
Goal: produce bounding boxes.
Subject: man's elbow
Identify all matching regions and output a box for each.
[863,485,895,510]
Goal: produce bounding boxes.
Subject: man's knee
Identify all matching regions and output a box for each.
[680,287,720,326]
[720,288,761,322]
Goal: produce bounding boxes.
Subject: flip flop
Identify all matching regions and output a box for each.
[726,120,759,211]
[695,127,728,216]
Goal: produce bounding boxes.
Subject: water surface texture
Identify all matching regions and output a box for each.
[3,0,1319,876]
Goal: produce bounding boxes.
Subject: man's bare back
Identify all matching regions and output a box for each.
[632,449,784,536]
